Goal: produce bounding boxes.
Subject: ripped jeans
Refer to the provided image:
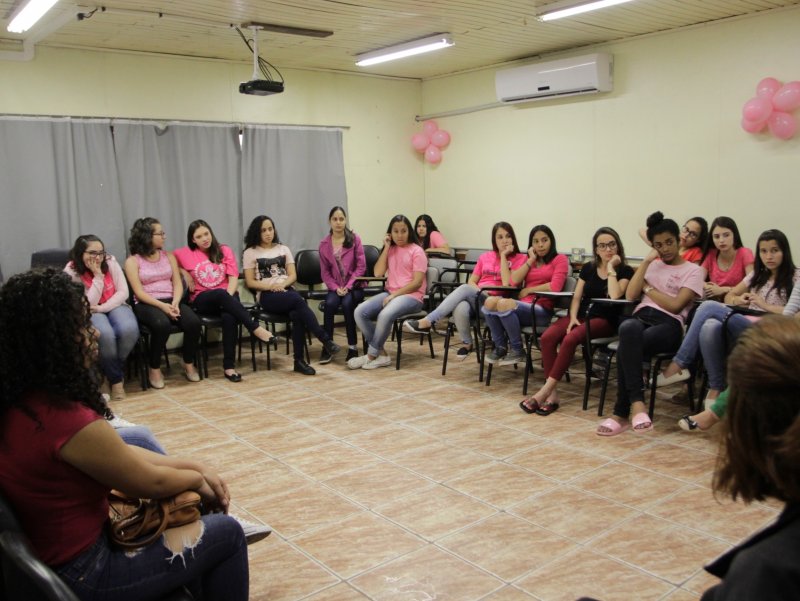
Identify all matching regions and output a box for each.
[56,512,248,601]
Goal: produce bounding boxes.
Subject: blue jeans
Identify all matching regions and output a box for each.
[354,292,423,356]
[91,305,140,384]
[56,513,248,601]
[482,301,552,353]
[116,425,167,455]
[323,289,364,346]
[425,284,482,345]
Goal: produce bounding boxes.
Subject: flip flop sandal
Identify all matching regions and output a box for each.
[631,411,653,433]
[596,418,630,436]
[535,402,559,416]
[678,415,700,431]
[519,397,540,414]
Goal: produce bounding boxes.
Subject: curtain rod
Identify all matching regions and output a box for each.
[0,114,349,130]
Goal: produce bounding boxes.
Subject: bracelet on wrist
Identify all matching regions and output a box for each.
[607,271,617,277]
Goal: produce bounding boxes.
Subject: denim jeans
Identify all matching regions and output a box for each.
[425,284,482,345]
[323,289,365,346]
[354,292,423,356]
[699,312,754,390]
[614,308,683,419]
[116,425,167,455]
[56,513,248,601]
[91,305,140,384]
[482,300,552,353]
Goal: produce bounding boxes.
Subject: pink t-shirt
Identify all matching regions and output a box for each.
[173,244,238,301]
[134,251,174,301]
[701,247,754,288]
[428,230,447,250]
[682,246,703,264]
[636,260,705,325]
[0,394,107,566]
[472,251,527,294]
[519,253,570,307]
[386,243,427,302]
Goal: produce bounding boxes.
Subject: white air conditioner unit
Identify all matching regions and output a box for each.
[495,53,613,104]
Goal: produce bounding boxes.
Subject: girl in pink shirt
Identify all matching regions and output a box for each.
[415,214,451,256]
[699,216,754,299]
[349,215,427,370]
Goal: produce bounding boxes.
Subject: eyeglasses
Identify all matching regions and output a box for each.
[653,239,677,250]
[84,250,107,257]
[596,241,617,251]
[152,232,167,237]
[681,226,699,239]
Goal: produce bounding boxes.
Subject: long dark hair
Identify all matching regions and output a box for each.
[329,206,354,248]
[490,222,520,255]
[749,229,795,300]
[415,214,440,250]
[684,216,708,250]
[646,211,680,242]
[385,215,419,246]
[128,217,160,256]
[0,269,108,428]
[528,224,558,264]
[592,226,626,267]
[187,219,223,264]
[244,215,281,249]
[701,216,744,262]
[69,235,108,276]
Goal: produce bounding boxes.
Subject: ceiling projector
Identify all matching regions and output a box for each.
[239,80,284,95]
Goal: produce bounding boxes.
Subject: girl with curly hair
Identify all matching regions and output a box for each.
[0,269,249,601]
[124,217,202,388]
[64,235,139,400]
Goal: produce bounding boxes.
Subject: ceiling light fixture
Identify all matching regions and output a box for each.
[537,0,635,22]
[355,34,453,67]
[7,0,60,33]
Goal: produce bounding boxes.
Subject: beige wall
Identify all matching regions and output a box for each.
[0,47,425,248]
[421,6,800,256]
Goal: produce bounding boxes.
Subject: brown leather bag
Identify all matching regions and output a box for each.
[108,490,202,549]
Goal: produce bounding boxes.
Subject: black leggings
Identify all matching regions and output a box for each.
[133,299,201,368]
[192,290,258,370]
[259,290,328,361]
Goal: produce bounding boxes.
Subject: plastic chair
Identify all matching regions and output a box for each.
[391,266,439,369]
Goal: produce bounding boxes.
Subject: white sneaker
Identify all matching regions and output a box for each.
[108,415,136,428]
[347,354,371,370]
[230,513,272,545]
[362,354,391,369]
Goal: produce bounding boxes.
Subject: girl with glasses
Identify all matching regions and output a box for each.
[65,235,139,400]
[124,217,202,388]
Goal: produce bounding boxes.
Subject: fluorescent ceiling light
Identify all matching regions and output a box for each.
[356,34,453,67]
[7,0,60,33]
[538,0,635,22]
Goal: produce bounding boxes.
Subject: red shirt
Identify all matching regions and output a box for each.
[0,395,108,566]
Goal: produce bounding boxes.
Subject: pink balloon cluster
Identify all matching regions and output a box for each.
[741,77,800,140]
[411,120,451,164]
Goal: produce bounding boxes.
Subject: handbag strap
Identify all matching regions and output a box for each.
[111,498,172,550]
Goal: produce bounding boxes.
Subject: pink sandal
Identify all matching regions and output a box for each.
[631,412,653,433]
[596,418,630,437]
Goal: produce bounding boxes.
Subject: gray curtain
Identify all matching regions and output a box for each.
[113,122,243,258]
[241,126,347,253]
[0,117,123,276]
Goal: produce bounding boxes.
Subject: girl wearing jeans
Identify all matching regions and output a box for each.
[482,225,569,367]
[65,235,139,401]
[0,269,248,601]
[404,222,526,360]
[522,227,634,416]
[243,215,340,376]
[596,212,705,436]
[349,215,427,370]
[174,219,273,382]
[319,206,366,363]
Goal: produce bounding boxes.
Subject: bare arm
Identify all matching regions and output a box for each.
[373,235,391,277]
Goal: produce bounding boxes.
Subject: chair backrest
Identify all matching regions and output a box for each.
[463,248,488,263]
[30,249,70,270]
[553,276,579,311]
[363,245,381,277]
[294,249,323,289]
[0,493,80,601]
[428,256,459,284]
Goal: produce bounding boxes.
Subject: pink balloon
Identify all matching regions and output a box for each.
[424,144,442,164]
[430,129,451,148]
[767,111,798,140]
[772,81,800,112]
[742,97,773,123]
[756,77,781,98]
[411,133,430,152]
[741,117,766,134]
[422,120,439,136]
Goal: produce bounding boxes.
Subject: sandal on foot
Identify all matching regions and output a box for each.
[678,415,700,432]
[519,397,540,414]
[535,402,559,416]
[596,418,629,437]
[631,412,653,433]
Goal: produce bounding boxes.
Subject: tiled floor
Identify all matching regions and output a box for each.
[112,334,778,601]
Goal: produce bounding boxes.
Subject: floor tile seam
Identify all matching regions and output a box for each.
[566,543,694,589]
[551,472,690,514]
[615,456,715,486]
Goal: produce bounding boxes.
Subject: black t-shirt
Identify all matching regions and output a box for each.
[578,262,635,319]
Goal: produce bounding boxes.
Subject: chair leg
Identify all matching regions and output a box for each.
[485,362,493,386]
[522,336,533,396]
[395,322,403,370]
[441,324,452,376]
[201,327,210,378]
[426,332,435,358]
[597,351,616,416]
